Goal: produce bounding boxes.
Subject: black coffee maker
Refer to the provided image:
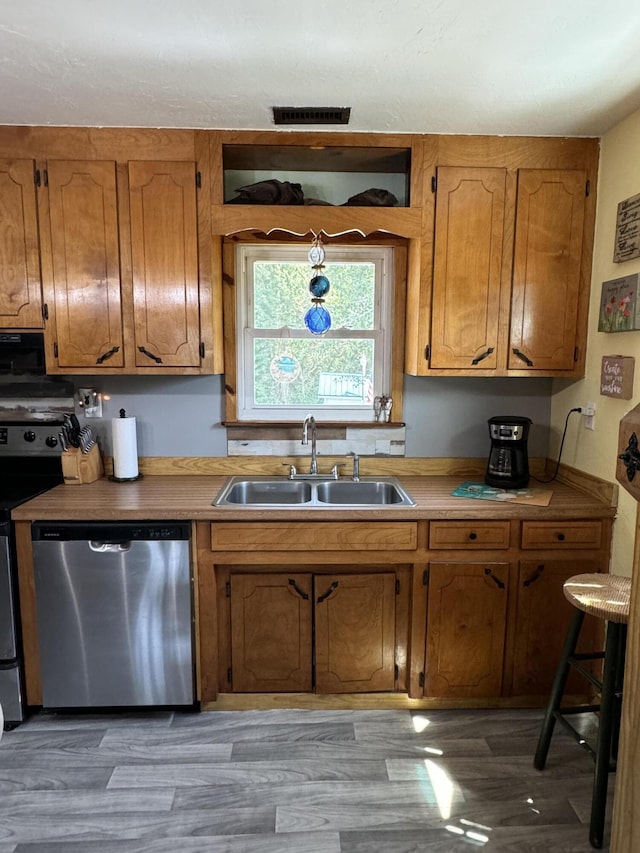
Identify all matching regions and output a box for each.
[485,416,532,489]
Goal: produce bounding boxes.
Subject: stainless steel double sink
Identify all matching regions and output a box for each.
[213,475,415,507]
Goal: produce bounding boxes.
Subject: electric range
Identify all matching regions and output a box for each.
[0,420,64,727]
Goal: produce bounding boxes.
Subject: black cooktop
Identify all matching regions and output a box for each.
[0,477,63,521]
[0,426,65,520]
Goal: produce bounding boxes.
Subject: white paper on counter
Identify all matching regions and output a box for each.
[112,416,139,479]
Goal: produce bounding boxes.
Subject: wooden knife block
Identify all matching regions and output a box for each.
[61,445,104,485]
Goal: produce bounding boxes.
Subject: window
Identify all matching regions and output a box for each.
[233,242,400,422]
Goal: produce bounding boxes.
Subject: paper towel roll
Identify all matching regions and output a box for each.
[112,416,139,479]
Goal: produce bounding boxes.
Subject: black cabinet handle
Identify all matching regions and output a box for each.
[316,580,339,603]
[557,533,565,542]
[288,578,309,600]
[471,347,494,365]
[484,567,505,589]
[96,346,120,364]
[512,348,534,367]
[138,346,163,364]
[523,564,545,587]
[469,532,477,541]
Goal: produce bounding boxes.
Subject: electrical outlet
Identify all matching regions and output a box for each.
[582,401,596,430]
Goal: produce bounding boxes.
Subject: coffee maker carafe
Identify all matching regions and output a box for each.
[485,416,532,489]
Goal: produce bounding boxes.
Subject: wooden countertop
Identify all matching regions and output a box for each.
[11,474,616,522]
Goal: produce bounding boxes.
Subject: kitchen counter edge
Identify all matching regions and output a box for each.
[10,474,616,522]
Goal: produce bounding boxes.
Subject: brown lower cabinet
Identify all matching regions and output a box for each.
[422,557,603,700]
[512,559,601,696]
[197,515,612,704]
[228,572,397,693]
[425,562,510,698]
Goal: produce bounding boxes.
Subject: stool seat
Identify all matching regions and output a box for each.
[563,573,631,624]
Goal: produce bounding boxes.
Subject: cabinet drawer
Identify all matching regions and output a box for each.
[521,521,602,550]
[211,522,418,551]
[429,521,510,549]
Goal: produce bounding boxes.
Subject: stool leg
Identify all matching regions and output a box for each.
[534,607,585,771]
[611,623,627,762]
[589,621,623,849]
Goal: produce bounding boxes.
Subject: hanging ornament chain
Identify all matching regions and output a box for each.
[304,236,332,334]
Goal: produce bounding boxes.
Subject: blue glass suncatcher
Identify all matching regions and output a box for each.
[309,274,330,297]
[304,237,331,335]
[304,303,332,334]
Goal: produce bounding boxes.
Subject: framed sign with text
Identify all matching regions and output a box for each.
[614,192,640,262]
[601,355,635,399]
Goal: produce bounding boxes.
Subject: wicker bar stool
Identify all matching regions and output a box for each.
[534,573,630,849]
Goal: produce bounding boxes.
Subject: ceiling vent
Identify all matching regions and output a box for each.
[272,106,351,126]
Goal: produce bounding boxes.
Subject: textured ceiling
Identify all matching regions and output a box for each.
[2,0,640,136]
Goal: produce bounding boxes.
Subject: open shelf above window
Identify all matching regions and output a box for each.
[223,144,412,207]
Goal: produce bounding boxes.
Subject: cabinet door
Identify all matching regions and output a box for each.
[509,169,586,371]
[314,573,396,693]
[45,160,124,368]
[430,167,506,369]
[512,559,600,695]
[129,161,201,368]
[0,159,43,328]
[425,562,509,698]
[230,573,312,692]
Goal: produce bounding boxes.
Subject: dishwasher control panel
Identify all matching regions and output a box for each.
[31,521,191,541]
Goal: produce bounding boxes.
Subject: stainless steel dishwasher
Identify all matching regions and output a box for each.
[31,521,195,709]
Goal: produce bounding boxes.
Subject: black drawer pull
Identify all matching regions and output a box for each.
[469,532,477,541]
[288,579,309,600]
[471,347,494,365]
[317,581,339,604]
[484,567,505,589]
[524,564,545,587]
[96,345,120,364]
[138,345,163,364]
[557,533,566,541]
[512,347,534,367]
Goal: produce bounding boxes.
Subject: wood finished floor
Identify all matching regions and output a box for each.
[0,707,611,852]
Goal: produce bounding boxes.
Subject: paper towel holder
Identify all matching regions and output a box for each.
[109,408,144,482]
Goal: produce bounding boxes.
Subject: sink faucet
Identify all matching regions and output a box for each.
[302,414,318,474]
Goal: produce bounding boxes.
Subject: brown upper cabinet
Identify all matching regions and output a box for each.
[128,161,202,368]
[0,159,43,328]
[405,137,598,378]
[37,157,215,374]
[426,165,588,374]
[509,169,586,372]
[0,129,597,379]
[429,166,507,371]
[42,160,124,368]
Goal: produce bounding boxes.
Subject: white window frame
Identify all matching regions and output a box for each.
[235,243,395,422]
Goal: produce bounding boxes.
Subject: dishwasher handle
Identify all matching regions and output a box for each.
[88,540,132,553]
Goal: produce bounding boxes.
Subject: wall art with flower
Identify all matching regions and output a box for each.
[598,274,640,332]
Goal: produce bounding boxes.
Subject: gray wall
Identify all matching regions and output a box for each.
[403,376,553,457]
[70,374,554,459]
